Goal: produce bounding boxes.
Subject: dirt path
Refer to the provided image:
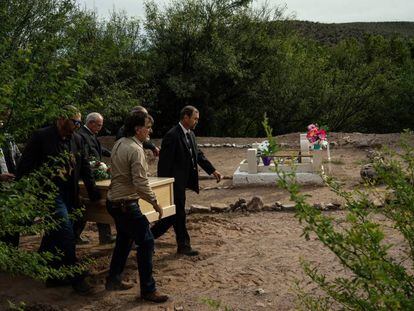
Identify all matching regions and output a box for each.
[1,211,342,311]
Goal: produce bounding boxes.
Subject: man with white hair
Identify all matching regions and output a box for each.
[81,113,111,159]
[77,112,114,245]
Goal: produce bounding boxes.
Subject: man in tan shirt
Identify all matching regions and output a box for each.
[105,111,168,303]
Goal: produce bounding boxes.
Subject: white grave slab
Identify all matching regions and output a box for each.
[233,134,325,186]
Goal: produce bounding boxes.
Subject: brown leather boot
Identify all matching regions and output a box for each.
[141,290,169,303]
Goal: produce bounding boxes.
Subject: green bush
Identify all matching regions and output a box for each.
[279,133,414,310]
[0,154,89,281]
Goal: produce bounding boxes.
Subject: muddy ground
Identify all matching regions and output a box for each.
[0,132,410,311]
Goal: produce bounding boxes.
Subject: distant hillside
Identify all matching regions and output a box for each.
[284,21,414,44]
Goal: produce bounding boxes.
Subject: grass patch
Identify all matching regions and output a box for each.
[324,158,345,165]
[200,298,232,310]
[353,159,370,165]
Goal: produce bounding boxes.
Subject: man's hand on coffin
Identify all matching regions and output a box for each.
[0,173,15,182]
[153,202,163,220]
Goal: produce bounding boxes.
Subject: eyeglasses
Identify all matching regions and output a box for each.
[71,119,82,127]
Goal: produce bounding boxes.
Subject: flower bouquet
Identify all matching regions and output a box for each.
[258,140,275,166]
[306,124,328,149]
[90,159,111,181]
[258,114,279,166]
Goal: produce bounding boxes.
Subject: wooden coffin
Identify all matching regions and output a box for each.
[79,177,175,224]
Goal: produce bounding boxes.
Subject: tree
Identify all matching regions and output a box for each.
[144,0,290,136]
[0,0,87,141]
[0,0,89,280]
[65,10,154,133]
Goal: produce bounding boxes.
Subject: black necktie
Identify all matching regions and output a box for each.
[186,133,196,167]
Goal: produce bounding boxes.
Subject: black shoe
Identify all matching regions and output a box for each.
[76,236,90,245]
[72,279,94,295]
[177,247,199,256]
[141,290,169,303]
[99,235,116,245]
[105,277,134,291]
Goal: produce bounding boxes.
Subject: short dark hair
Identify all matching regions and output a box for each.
[148,114,154,125]
[180,105,198,120]
[131,105,147,114]
[124,111,148,137]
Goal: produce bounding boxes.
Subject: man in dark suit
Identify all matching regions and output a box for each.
[77,112,114,245]
[151,105,222,256]
[16,105,100,294]
[79,112,111,159]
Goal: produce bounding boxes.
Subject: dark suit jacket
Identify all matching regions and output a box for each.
[157,124,215,194]
[16,125,99,207]
[78,126,111,161]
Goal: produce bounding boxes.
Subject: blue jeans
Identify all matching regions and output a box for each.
[107,200,156,294]
[39,195,78,280]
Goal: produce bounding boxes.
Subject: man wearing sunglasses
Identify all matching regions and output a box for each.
[16,105,100,295]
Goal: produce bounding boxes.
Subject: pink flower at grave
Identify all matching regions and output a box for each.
[306,124,328,146]
[307,127,319,143]
[318,129,327,140]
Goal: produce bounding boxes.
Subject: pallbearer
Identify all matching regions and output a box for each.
[105,111,169,303]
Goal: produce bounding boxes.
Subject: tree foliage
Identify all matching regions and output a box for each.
[1,0,413,138]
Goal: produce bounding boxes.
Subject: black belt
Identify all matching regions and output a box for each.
[109,199,137,208]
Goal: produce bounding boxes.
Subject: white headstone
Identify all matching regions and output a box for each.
[300,133,311,163]
[247,148,258,174]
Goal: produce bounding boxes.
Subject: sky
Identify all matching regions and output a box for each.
[78,0,414,23]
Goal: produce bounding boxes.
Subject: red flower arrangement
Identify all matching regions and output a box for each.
[306,124,328,149]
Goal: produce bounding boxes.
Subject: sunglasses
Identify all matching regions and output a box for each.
[71,119,82,127]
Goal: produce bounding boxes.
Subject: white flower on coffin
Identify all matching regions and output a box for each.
[90,160,108,171]
[98,162,108,171]
[89,159,110,181]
